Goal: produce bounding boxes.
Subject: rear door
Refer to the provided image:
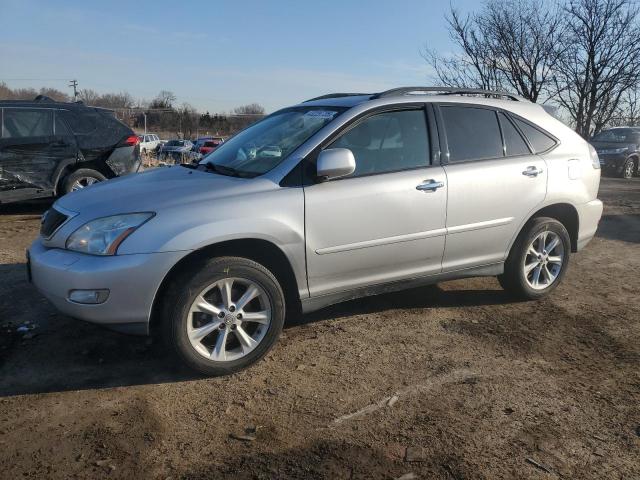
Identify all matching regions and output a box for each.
[304,105,447,296]
[0,107,59,202]
[437,104,549,271]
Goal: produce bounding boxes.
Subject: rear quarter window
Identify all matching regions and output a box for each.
[511,116,557,153]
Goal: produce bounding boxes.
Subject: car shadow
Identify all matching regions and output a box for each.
[0,260,517,398]
[0,198,52,216]
[596,213,640,244]
[290,282,519,326]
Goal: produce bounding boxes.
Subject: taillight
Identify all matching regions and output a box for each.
[120,135,140,147]
[588,143,601,169]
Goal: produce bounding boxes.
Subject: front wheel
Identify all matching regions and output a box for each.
[498,217,571,300]
[622,158,635,179]
[163,257,285,376]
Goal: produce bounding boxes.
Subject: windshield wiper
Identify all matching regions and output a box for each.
[203,163,257,178]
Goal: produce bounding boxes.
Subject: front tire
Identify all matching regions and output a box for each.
[163,256,285,376]
[621,158,635,179]
[498,217,571,300]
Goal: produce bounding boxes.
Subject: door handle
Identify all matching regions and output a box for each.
[416,179,444,192]
[522,166,543,177]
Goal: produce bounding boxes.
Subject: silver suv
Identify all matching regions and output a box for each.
[28,87,603,375]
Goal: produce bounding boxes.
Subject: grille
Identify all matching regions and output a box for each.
[40,208,68,238]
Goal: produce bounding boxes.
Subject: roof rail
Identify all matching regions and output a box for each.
[303,92,372,103]
[371,87,524,101]
[34,95,55,102]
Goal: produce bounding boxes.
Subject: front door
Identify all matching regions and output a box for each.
[304,107,447,297]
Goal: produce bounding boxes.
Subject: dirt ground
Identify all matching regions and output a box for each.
[0,177,638,480]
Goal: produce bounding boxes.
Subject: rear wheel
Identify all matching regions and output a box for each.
[62,168,106,194]
[498,217,571,300]
[163,256,285,376]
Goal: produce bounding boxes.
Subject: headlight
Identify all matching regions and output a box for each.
[66,213,154,255]
[588,144,600,169]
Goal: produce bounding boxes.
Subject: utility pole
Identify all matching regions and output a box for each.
[69,79,78,101]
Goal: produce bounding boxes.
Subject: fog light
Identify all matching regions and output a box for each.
[68,289,110,304]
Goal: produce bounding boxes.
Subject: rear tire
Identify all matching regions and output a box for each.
[498,217,571,300]
[163,256,285,376]
[62,168,106,195]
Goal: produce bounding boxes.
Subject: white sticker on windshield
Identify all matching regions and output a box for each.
[304,110,337,120]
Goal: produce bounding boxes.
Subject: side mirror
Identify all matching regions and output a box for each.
[316,148,356,181]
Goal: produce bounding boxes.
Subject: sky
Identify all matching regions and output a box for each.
[0,0,477,113]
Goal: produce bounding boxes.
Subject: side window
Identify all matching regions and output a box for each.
[329,109,429,177]
[441,106,502,162]
[54,112,72,137]
[59,110,95,135]
[511,117,557,153]
[3,109,53,139]
[498,112,530,156]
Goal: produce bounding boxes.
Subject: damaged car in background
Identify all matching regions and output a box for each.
[0,96,140,204]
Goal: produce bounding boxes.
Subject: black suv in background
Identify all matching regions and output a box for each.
[590,127,640,179]
[0,96,140,204]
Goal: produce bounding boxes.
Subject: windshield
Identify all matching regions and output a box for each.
[167,140,185,146]
[201,107,344,176]
[592,129,640,143]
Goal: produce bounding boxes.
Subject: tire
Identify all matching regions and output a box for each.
[498,217,571,300]
[621,158,635,179]
[62,168,106,194]
[163,256,285,376]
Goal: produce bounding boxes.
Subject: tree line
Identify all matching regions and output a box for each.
[0,82,265,138]
[424,0,640,137]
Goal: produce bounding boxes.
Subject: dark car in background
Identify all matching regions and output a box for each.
[591,127,640,179]
[159,139,194,163]
[0,96,140,203]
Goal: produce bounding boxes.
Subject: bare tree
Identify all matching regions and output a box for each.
[424,0,566,101]
[78,88,100,105]
[151,90,176,109]
[554,0,640,137]
[233,103,265,115]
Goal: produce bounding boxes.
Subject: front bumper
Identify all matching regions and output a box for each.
[598,154,626,174]
[28,239,187,335]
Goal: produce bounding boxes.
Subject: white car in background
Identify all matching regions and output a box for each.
[138,133,161,155]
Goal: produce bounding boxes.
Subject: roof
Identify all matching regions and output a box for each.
[0,96,112,112]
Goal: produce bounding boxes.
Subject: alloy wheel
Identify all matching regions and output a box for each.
[70,177,99,191]
[523,230,564,290]
[186,277,272,361]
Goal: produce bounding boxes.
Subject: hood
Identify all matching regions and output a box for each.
[55,166,273,218]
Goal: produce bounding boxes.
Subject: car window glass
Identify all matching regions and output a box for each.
[3,109,53,138]
[498,112,530,156]
[329,109,429,177]
[54,113,72,137]
[511,117,556,153]
[441,106,502,162]
[59,109,95,135]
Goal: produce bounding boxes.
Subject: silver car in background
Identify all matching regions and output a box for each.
[28,87,603,375]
